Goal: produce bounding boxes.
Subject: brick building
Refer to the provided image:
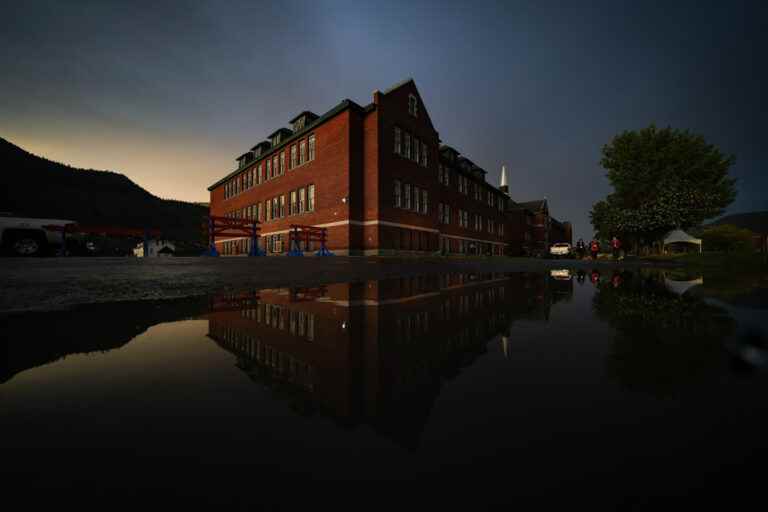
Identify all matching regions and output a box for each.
[208,79,509,256]
[502,196,572,257]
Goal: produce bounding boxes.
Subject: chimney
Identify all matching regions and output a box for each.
[500,165,509,194]
[373,90,382,105]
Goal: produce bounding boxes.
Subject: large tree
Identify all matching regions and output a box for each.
[590,125,737,250]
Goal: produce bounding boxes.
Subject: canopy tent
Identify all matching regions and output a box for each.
[663,229,702,253]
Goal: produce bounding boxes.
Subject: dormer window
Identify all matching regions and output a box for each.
[290,111,318,133]
[408,94,418,117]
[272,134,281,147]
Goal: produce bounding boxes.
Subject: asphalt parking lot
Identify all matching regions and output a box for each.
[0,255,669,312]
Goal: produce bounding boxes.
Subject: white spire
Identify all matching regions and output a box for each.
[500,165,508,188]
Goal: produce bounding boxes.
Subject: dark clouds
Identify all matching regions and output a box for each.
[1,0,765,238]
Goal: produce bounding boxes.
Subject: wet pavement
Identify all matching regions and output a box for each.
[1,268,767,506]
[0,255,674,312]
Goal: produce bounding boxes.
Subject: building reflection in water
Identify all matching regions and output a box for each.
[205,272,572,448]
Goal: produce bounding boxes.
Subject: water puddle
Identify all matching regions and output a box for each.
[1,269,766,501]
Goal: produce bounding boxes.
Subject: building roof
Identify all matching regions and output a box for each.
[439,145,460,157]
[516,199,547,212]
[209,99,366,191]
[382,77,415,95]
[267,127,293,139]
[288,111,319,123]
[249,141,271,152]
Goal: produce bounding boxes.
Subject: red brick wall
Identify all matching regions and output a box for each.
[210,110,355,253]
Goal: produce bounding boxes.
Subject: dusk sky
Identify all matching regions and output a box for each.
[2,0,765,240]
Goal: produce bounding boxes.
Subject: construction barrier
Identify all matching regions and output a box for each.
[205,216,263,257]
[286,225,334,257]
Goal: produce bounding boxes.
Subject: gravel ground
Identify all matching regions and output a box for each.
[0,256,674,312]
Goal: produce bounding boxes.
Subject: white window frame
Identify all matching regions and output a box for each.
[308,134,316,161]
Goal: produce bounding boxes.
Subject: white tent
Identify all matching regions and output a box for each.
[663,229,702,253]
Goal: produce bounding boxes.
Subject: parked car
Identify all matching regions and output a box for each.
[549,242,572,258]
[0,212,76,256]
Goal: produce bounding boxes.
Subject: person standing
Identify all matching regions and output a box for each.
[611,236,622,261]
[576,238,586,259]
[589,238,600,260]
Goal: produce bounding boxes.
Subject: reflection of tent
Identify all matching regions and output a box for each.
[663,229,702,253]
[664,276,703,295]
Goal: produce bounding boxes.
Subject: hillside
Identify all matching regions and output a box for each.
[0,137,208,242]
[709,211,768,234]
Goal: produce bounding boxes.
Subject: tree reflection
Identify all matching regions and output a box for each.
[593,270,735,397]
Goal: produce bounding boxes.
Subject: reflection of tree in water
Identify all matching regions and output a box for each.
[593,271,735,397]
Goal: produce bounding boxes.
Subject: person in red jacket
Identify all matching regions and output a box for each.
[611,236,622,261]
[589,238,600,260]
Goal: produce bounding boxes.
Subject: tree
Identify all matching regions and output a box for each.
[701,224,754,252]
[590,125,737,251]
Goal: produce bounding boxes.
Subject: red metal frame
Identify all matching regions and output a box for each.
[206,215,262,256]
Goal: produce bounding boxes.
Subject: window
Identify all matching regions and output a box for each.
[257,163,262,184]
[308,184,315,211]
[404,183,412,210]
[394,127,401,155]
[414,186,421,211]
[308,134,316,161]
[422,143,428,167]
[273,156,279,176]
[408,94,418,117]
[463,210,469,228]
[266,199,272,221]
[272,197,279,219]
[280,195,286,217]
[290,190,297,215]
[266,159,271,179]
[421,189,428,214]
[404,133,411,160]
[299,139,307,165]
[280,152,285,175]
[438,203,443,223]
[488,218,493,234]
[290,144,297,169]
[414,138,420,163]
[394,179,402,207]
[298,187,306,213]
[498,223,504,237]
[443,203,451,224]
[257,202,263,221]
